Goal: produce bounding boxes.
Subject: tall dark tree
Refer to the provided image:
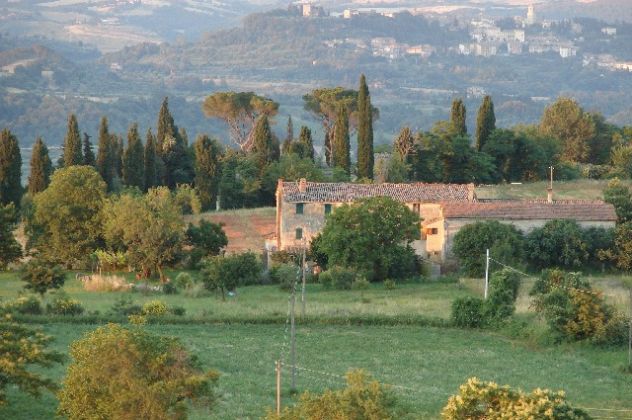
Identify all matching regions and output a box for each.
[324,131,332,166]
[122,123,145,189]
[156,97,192,188]
[0,129,22,208]
[28,137,52,195]
[0,203,22,269]
[296,126,315,160]
[282,115,294,155]
[63,114,83,167]
[333,105,351,174]
[96,117,113,190]
[144,129,158,191]
[81,133,95,167]
[194,135,223,211]
[156,97,176,154]
[451,98,467,136]
[113,135,124,180]
[357,74,374,179]
[251,115,276,175]
[475,96,496,151]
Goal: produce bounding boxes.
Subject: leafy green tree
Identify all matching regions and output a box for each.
[27,137,52,195]
[451,98,467,136]
[156,97,176,154]
[217,151,261,209]
[393,126,414,163]
[82,133,95,167]
[588,112,615,165]
[290,126,315,160]
[57,324,219,419]
[603,179,632,223]
[0,317,63,406]
[62,114,83,167]
[612,222,632,272]
[95,117,114,190]
[143,128,158,191]
[185,220,228,267]
[263,154,325,196]
[0,203,22,269]
[452,221,525,277]
[33,166,106,268]
[267,370,398,420]
[202,91,279,151]
[172,184,201,215]
[103,187,184,282]
[122,123,145,189]
[201,252,262,300]
[0,128,22,208]
[525,220,588,269]
[282,115,294,154]
[251,115,278,175]
[475,95,495,151]
[20,259,66,296]
[332,104,351,174]
[155,97,193,188]
[194,135,223,210]
[357,74,374,180]
[540,97,595,163]
[483,129,548,182]
[319,197,420,280]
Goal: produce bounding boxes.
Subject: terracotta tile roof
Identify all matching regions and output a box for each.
[441,199,617,222]
[280,181,474,203]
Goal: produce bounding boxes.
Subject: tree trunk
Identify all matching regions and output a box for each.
[157,265,166,284]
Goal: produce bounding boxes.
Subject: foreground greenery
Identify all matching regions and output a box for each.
[1,323,630,419]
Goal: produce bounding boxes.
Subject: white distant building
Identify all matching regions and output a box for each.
[559,45,577,58]
[602,27,617,36]
[343,9,358,19]
[526,4,536,25]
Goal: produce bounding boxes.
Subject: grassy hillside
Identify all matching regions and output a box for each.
[476,179,630,201]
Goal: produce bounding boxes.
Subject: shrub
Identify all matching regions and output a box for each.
[451,297,485,328]
[141,300,169,316]
[20,259,66,296]
[82,274,131,292]
[108,296,142,317]
[484,269,521,322]
[174,272,194,290]
[170,306,186,316]
[442,377,591,419]
[525,220,588,269]
[319,267,355,290]
[200,252,262,300]
[47,293,84,316]
[352,277,370,291]
[162,281,178,295]
[383,279,397,290]
[452,221,525,277]
[183,282,211,298]
[1,295,43,315]
[57,324,219,419]
[266,370,398,420]
[269,263,299,291]
[185,220,228,268]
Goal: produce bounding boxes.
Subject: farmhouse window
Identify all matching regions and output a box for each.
[324,204,332,215]
[296,203,304,214]
[295,228,303,240]
[412,203,420,213]
[424,227,438,236]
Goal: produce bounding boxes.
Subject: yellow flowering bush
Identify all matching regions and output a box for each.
[442,377,590,419]
[141,300,169,316]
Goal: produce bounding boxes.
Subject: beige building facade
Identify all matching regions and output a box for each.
[270,179,617,263]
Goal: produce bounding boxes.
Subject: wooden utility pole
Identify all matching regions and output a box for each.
[301,245,307,318]
[484,249,490,299]
[290,277,297,391]
[628,287,631,371]
[275,360,281,416]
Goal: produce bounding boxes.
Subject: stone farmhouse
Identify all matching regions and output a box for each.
[270,179,617,263]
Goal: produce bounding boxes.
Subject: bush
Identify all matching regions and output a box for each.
[200,252,263,300]
[352,277,370,291]
[57,324,219,419]
[170,306,186,316]
[266,370,399,420]
[1,295,43,315]
[452,297,485,328]
[82,274,131,292]
[47,293,84,316]
[182,282,211,298]
[162,281,178,295]
[319,267,355,290]
[525,220,588,269]
[452,221,525,277]
[108,295,142,316]
[383,279,396,290]
[141,300,169,316]
[185,220,228,268]
[442,377,590,419]
[174,272,194,290]
[269,263,299,291]
[484,269,521,322]
[20,259,66,296]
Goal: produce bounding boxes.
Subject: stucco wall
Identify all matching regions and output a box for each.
[280,201,333,249]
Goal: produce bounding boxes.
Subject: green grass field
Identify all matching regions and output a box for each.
[476,179,632,201]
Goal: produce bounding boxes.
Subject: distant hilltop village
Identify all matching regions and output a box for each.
[284,2,631,73]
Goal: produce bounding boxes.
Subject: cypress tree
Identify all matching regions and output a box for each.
[475,95,496,151]
[333,105,351,174]
[122,123,145,189]
[83,133,96,166]
[63,114,83,167]
[451,98,467,136]
[324,131,332,166]
[0,128,22,207]
[282,115,294,154]
[112,135,124,180]
[27,137,52,195]
[295,126,315,160]
[156,97,176,155]
[144,129,158,191]
[251,115,276,175]
[194,134,223,211]
[357,74,374,179]
[96,117,113,189]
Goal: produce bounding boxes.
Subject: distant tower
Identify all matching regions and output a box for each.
[526,4,536,25]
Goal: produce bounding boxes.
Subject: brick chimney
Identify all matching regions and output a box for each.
[298,178,307,193]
